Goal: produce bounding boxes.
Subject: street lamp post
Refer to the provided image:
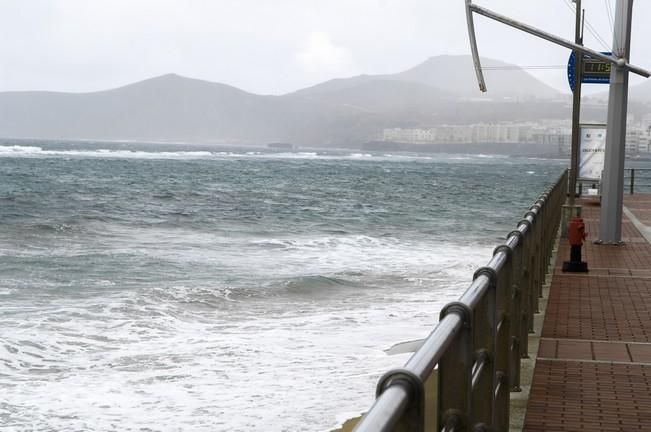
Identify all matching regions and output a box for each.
[599,0,635,244]
[464,0,646,244]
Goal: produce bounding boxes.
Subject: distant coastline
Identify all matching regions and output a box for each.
[362,140,564,157]
[267,142,296,150]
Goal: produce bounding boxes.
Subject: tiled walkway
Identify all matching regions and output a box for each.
[523,196,651,431]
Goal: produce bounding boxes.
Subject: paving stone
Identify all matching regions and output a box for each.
[628,344,651,363]
[523,196,651,431]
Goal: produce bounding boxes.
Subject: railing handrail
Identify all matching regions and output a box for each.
[580,168,651,195]
[353,169,569,432]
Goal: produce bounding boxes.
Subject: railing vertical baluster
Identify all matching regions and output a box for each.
[537,199,546,299]
[539,197,547,296]
[537,209,543,303]
[631,168,635,194]
[531,215,541,322]
[517,220,533,353]
[470,268,497,429]
[524,209,541,314]
[507,231,524,391]
[438,304,473,432]
[491,248,513,430]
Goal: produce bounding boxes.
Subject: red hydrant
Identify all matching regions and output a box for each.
[562,217,588,272]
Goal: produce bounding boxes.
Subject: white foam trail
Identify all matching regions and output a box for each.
[0,145,213,160]
[476,154,508,159]
[0,145,440,162]
[78,227,492,283]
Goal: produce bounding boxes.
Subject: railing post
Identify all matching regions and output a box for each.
[630,168,635,194]
[438,303,473,431]
[524,209,542,313]
[536,198,547,292]
[538,194,549,290]
[507,230,524,391]
[518,219,534,343]
[375,370,424,432]
[492,246,513,430]
[470,268,497,429]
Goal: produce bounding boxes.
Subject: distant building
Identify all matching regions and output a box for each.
[626,128,642,153]
[637,136,651,153]
[383,128,436,144]
[642,114,651,134]
[472,123,533,143]
[383,122,562,147]
[533,128,572,156]
[435,125,473,143]
[383,118,651,156]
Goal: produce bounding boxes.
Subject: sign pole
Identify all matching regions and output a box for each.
[568,0,583,207]
[599,0,634,244]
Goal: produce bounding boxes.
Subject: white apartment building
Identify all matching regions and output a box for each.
[626,128,642,153]
[472,123,535,143]
[383,122,534,145]
[383,128,436,143]
[637,136,651,153]
[642,113,651,134]
[382,122,651,155]
[625,127,651,153]
[435,125,473,143]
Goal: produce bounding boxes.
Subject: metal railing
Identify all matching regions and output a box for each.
[579,168,651,196]
[625,168,651,194]
[353,169,568,432]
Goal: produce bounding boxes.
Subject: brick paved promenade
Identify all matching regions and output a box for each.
[523,195,651,431]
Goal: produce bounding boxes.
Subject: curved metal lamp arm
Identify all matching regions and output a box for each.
[464,1,650,93]
[465,0,487,92]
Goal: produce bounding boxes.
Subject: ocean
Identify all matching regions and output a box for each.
[0,141,566,431]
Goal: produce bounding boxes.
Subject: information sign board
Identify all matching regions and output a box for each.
[567,52,612,91]
[579,124,607,181]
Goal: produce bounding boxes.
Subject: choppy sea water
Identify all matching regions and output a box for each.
[0,141,566,431]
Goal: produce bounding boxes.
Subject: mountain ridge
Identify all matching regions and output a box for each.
[0,55,583,146]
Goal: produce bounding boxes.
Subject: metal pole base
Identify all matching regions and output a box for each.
[562,261,588,272]
[563,245,588,272]
[594,240,625,246]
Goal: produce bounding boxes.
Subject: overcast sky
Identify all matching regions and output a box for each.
[1,0,649,95]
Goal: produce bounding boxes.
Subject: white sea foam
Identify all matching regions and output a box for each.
[85,226,490,284]
[0,145,440,162]
[0,145,214,160]
[1,228,491,431]
[0,144,44,154]
[476,153,508,159]
[1,281,473,432]
[382,154,433,160]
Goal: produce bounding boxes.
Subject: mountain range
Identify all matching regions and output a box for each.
[1,55,649,146]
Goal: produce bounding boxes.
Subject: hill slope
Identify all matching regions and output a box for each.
[0,56,569,146]
[0,74,364,144]
[295,55,561,100]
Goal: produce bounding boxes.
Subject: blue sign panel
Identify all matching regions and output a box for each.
[567,51,612,91]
